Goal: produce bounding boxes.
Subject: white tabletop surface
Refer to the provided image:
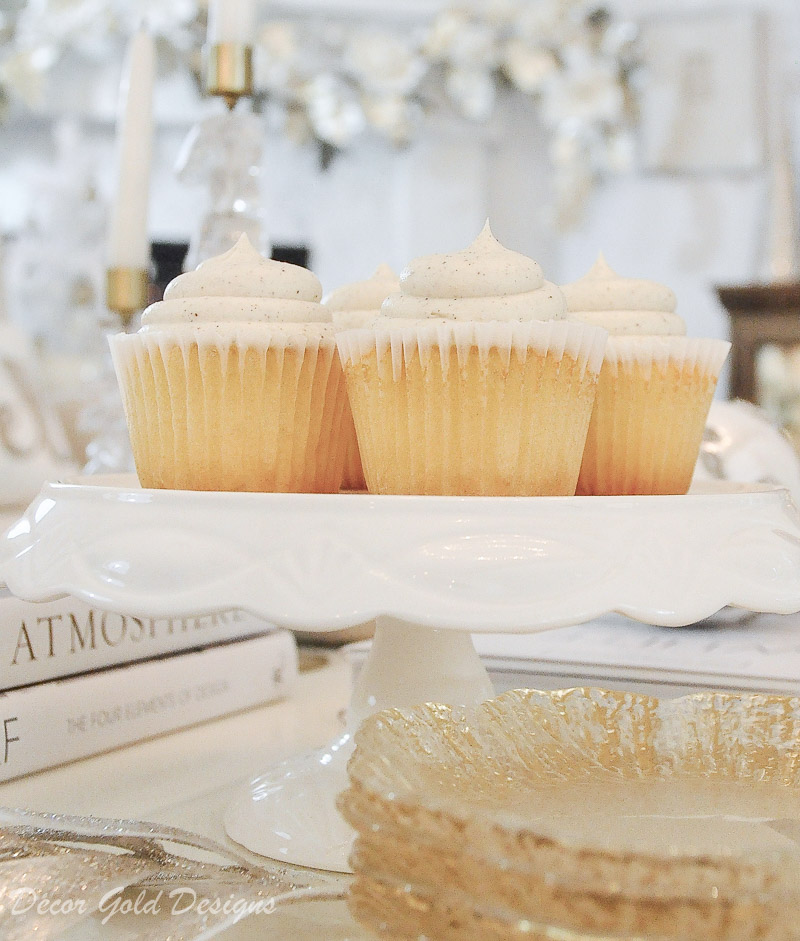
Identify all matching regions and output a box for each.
[0,647,370,940]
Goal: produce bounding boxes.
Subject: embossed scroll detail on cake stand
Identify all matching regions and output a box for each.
[2,476,800,873]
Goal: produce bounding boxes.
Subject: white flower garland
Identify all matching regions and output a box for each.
[0,0,638,226]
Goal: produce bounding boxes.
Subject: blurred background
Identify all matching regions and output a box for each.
[1,0,799,500]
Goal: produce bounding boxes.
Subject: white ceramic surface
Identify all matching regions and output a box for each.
[694,399,800,505]
[224,619,496,873]
[3,475,800,630]
[3,474,800,873]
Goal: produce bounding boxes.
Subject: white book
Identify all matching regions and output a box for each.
[0,630,298,782]
[473,612,800,694]
[0,587,273,690]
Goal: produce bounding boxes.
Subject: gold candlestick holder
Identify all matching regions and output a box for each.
[205,42,253,109]
[106,267,149,329]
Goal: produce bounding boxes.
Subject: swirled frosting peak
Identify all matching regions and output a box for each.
[562,253,684,336]
[323,264,399,313]
[381,221,566,321]
[143,234,328,325]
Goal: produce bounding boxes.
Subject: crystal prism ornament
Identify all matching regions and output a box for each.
[176,109,267,270]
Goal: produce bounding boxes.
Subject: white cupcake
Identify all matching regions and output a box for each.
[110,235,348,492]
[563,254,730,495]
[323,264,400,490]
[336,224,607,496]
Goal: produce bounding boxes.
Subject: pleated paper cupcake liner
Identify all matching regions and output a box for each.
[578,335,731,496]
[337,320,607,496]
[336,319,607,378]
[602,334,731,375]
[109,328,349,493]
[340,401,367,491]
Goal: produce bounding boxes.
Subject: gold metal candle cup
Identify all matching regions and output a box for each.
[106,267,149,328]
[205,42,253,107]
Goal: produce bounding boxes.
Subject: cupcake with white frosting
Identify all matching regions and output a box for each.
[324,263,400,330]
[336,223,607,496]
[563,254,730,495]
[323,264,400,491]
[110,234,348,492]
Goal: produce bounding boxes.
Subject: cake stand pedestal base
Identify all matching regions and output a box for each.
[223,617,494,872]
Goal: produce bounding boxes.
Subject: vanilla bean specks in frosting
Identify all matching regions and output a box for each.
[562,254,684,336]
[141,234,330,329]
[380,222,566,322]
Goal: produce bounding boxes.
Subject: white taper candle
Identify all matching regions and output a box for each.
[208,0,257,45]
[107,29,155,270]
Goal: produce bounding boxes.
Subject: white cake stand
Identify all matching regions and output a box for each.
[3,475,800,873]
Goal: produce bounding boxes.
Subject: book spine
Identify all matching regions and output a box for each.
[0,589,273,689]
[0,631,298,782]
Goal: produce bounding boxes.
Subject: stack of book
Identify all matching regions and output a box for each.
[0,588,297,781]
[473,611,800,697]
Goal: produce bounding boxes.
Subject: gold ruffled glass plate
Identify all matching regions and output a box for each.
[338,688,800,941]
